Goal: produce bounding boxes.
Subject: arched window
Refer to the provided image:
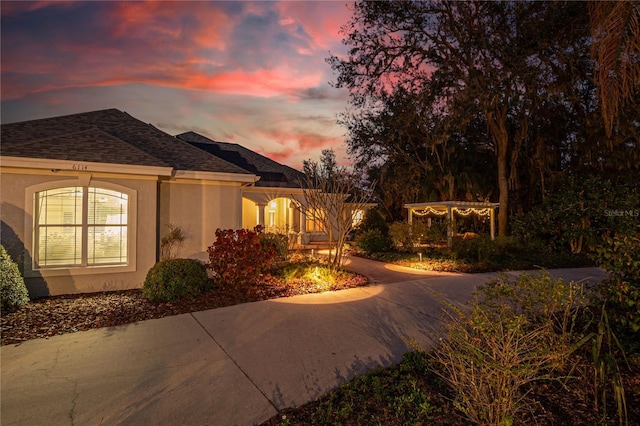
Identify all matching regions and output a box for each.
[34,186,129,268]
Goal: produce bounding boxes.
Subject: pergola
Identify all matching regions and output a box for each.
[404,201,500,247]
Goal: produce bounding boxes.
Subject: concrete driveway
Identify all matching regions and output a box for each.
[0,257,606,426]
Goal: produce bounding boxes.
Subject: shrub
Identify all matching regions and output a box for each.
[160,223,188,260]
[450,234,496,263]
[143,258,211,302]
[355,229,392,254]
[356,208,389,235]
[594,234,640,345]
[511,176,639,254]
[431,272,588,425]
[207,226,277,298]
[1,244,29,312]
[260,232,289,260]
[388,221,431,252]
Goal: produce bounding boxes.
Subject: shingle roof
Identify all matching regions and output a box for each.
[177,131,305,188]
[1,109,252,175]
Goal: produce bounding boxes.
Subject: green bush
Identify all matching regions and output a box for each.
[1,244,29,312]
[143,258,212,302]
[450,234,496,263]
[594,233,640,345]
[354,229,392,254]
[260,232,289,260]
[356,208,389,235]
[389,221,432,252]
[511,176,639,254]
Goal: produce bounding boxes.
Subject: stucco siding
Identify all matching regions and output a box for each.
[159,180,244,262]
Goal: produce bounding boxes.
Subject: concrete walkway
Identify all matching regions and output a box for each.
[0,258,606,426]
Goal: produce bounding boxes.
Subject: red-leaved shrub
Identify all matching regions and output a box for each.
[207,226,277,298]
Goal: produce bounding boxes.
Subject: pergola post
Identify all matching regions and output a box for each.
[490,207,496,240]
[447,205,453,247]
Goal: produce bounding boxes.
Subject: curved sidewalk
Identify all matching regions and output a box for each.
[1,258,606,426]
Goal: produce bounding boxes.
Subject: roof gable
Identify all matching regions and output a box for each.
[1,109,252,176]
[177,131,305,188]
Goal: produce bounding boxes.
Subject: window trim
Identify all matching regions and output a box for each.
[24,179,137,277]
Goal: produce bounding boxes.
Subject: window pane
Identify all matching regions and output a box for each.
[37,187,83,225]
[88,226,127,265]
[38,225,82,266]
[35,186,129,268]
[88,188,128,225]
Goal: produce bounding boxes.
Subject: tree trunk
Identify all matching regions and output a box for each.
[486,107,510,236]
[497,140,509,236]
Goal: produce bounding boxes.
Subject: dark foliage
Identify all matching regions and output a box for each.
[142,258,212,302]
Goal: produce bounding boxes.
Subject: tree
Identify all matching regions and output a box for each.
[588,1,640,138]
[329,0,591,235]
[343,87,496,220]
[295,149,375,271]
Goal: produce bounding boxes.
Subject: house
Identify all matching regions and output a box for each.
[176,131,323,241]
[0,109,322,297]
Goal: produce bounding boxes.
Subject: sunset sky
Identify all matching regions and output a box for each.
[1,1,355,168]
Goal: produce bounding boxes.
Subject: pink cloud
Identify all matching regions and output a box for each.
[275,1,353,50]
[185,68,325,97]
[261,146,296,164]
[2,1,338,101]
[256,128,343,152]
[106,1,233,51]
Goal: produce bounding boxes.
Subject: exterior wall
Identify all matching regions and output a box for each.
[0,168,158,297]
[242,197,257,229]
[159,179,244,262]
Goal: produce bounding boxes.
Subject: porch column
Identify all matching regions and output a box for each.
[298,210,310,245]
[408,208,413,225]
[257,203,266,227]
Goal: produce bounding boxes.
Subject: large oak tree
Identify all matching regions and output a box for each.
[329,0,591,235]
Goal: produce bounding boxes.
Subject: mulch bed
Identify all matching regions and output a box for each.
[1,273,368,346]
